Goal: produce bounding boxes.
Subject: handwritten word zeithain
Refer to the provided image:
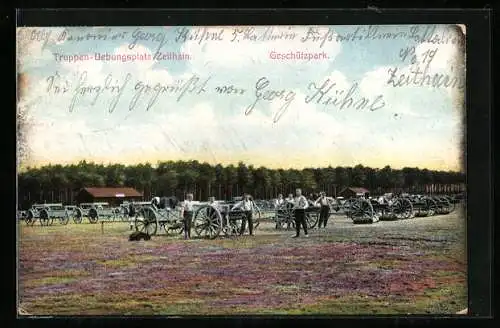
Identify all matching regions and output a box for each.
[388,47,464,90]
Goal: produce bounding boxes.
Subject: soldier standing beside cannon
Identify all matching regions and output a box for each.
[315,191,332,229]
[274,194,284,208]
[180,193,195,240]
[293,188,309,238]
[231,193,256,236]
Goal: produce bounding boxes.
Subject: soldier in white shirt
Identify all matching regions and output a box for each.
[151,196,160,208]
[315,192,332,228]
[180,193,195,239]
[293,188,309,238]
[231,193,255,236]
[274,194,284,208]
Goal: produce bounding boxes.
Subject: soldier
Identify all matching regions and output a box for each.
[128,202,137,230]
[293,188,309,238]
[231,193,256,236]
[180,193,195,240]
[274,193,284,208]
[315,192,331,229]
[206,196,218,222]
[151,196,160,208]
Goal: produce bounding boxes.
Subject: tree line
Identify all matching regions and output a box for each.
[17,160,465,208]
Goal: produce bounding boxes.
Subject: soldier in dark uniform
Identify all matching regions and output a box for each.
[180,193,194,239]
[293,188,309,238]
[128,202,137,230]
[315,192,331,228]
[231,193,255,236]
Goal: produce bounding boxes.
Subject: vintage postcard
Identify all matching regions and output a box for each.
[17,25,467,316]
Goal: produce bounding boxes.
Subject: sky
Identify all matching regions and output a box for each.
[16,25,465,172]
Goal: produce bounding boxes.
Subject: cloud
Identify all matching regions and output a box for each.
[181,26,342,83]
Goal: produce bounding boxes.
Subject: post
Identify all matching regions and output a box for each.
[101,221,104,234]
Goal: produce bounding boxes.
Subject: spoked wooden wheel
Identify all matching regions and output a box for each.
[276,202,294,229]
[73,208,83,224]
[446,197,456,213]
[434,197,450,214]
[60,213,70,225]
[88,208,99,224]
[39,209,50,226]
[391,198,414,219]
[135,207,158,236]
[166,220,184,236]
[343,199,355,218]
[275,218,295,230]
[223,213,243,237]
[193,205,222,239]
[351,199,375,223]
[25,210,35,226]
[305,212,319,229]
[425,197,438,216]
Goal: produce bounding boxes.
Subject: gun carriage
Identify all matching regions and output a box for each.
[74,202,119,223]
[133,199,187,236]
[401,195,438,217]
[371,195,414,221]
[134,198,262,239]
[273,200,320,230]
[24,203,73,226]
[192,200,262,239]
[432,195,454,214]
[343,194,412,224]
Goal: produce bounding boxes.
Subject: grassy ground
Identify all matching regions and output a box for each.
[17,209,467,316]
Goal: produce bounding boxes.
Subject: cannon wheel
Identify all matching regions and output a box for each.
[343,199,355,218]
[275,202,294,230]
[425,197,438,216]
[391,198,414,219]
[350,199,375,223]
[135,207,158,236]
[438,197,452,214]
[73,208,83,224]
[447,197,456,213]
[166,220,184,235]
[39,209,50,226]
[305,211,319,229]
[25,210,35,226]
[193,205,222,239]
[60,212,70,225]
[275,218,295,230]
[223,212,243,237]
[88,208,99,224]
[442,197,453,214]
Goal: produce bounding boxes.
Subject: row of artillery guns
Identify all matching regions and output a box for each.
[344,194,461,224]
[18,201,147,226]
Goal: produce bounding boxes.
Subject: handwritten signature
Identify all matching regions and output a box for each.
[45,72,386,122]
